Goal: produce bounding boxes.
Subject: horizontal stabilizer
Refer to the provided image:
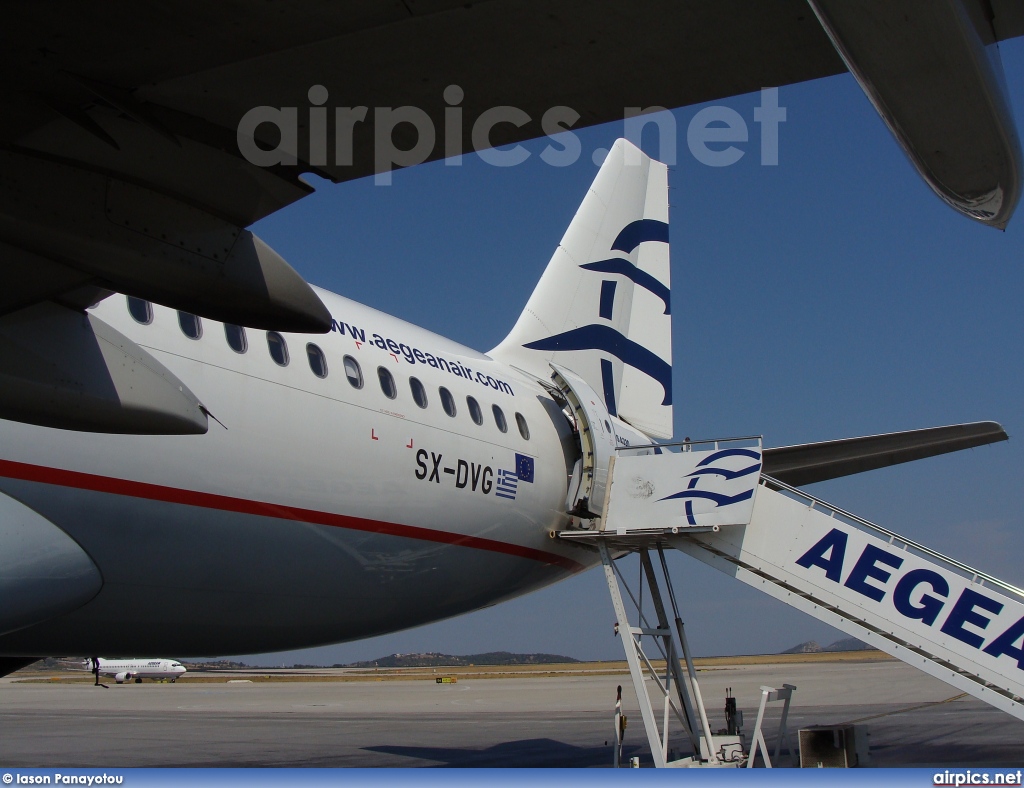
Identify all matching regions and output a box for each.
[763,421,1008,486]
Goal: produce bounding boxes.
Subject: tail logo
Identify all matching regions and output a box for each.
[580,219,671,314]
[523,325,672,405]
[522,218,672,406]
[610,219,670,253]
[581,258,670,314]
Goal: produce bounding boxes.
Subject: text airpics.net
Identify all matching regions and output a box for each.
[935,771,1024,786]
[236,84,786,183]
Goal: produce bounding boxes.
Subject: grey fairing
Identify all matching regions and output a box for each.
[0,491,102,637]
[0,301,208,434]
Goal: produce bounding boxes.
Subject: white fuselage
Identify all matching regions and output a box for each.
[93,658,187,682]
[0,288,603,657]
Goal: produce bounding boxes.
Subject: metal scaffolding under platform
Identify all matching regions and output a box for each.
[599,538,728,767]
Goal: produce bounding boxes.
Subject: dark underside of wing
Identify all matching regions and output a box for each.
[0,1,853,336]
[0,1,852,217]
[1,1,1021,227]
[762,421,1009,487]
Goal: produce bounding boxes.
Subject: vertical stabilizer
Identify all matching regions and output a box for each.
[489,139,673,439]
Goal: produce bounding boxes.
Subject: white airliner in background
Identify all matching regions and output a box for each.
[86,657,187,684]
[0,138,1004,663]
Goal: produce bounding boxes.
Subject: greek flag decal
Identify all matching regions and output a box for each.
[496,469,519,500]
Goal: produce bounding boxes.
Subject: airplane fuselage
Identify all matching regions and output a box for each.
[0,289,598,656]
[93,658,187,682]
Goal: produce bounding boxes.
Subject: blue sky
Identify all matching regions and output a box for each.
[229,40,1024,666]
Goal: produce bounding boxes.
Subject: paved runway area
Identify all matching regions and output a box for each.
[2,660,1022,767]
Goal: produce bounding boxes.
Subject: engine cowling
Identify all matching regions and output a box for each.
[114,672,131,684]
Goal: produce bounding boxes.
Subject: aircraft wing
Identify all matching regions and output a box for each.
[762,421,1009,487]
[0,2,1021,433]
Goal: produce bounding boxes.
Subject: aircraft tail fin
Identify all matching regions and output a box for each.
[489,138,673,439]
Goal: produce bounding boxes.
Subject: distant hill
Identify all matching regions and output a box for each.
[782,640,823,654]
[182,659,253,670]
[346,651,581,668]
[782,638,872,654]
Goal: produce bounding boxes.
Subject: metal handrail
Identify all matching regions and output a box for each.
[762,474,1024,602]
[620,435,763,453]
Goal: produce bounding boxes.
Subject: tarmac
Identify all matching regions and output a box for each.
[2,658,1023,768]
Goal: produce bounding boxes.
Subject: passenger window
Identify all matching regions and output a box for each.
[343,355,363,389]
[515,412,530,440]
[492,404,508,433]
[467,396,483,425]
[439,387,456,418]
[410,377,428,408]
[378,366,397,399]
[127,296,152,325]
[306,343,328,378]
[178,311,202,339]
[224,324,247,354]
[266,331,289,366]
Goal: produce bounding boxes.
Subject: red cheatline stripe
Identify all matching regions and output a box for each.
[0,459,583,572]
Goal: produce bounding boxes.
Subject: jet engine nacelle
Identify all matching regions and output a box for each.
[114,672,132,684]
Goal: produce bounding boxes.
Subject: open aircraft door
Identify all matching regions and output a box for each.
[550,364,617,518]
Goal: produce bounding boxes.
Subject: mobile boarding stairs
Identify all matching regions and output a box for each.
[549,367,1024,768]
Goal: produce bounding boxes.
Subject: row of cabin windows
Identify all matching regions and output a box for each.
[126,296,530,439]
[369,363,528,437]
[130,295,329,378]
